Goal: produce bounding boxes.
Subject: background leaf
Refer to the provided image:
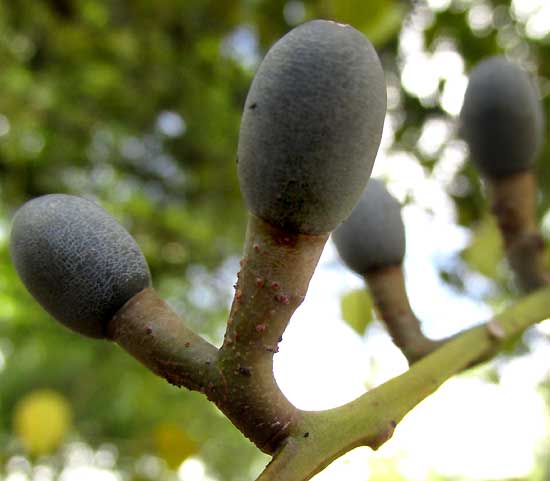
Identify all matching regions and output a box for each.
[461,216,504,279]
[340,289,374,335]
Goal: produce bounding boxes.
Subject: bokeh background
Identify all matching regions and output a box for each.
[0,0,548,480]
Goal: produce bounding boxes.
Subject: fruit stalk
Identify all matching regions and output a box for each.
[216,214,328,452]
[487,170,549,291]
[333,179,441,363]
[365,266,443,363]
[108,288,220,393]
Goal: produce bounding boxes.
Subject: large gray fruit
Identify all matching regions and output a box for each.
[238,19,386,234]
[333,178,405,274]
[460,56,544,178]
[10,194,151,338]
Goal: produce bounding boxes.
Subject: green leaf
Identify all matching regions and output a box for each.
[340,289,374,335]
[153,422,199,469]
[322,0,406,47]
[365,3,407,47]
[461,216,504,279]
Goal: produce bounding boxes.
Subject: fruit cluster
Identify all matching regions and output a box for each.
[7,19,546,471]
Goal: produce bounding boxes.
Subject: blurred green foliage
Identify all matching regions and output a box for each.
[0,0,548,480]
[341,288,374,335]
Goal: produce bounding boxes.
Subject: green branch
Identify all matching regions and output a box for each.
[257,286,550,481]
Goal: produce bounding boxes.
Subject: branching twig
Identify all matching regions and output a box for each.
[109,214,328,454]
[257,286,550,481]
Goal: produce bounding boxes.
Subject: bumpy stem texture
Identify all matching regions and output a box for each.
[488,170,549,291]
[108,216,328,455]
[217,214,328,452]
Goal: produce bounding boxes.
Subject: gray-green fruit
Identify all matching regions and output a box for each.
[238,19,386,234]
[460,56,544,178]
[10,194,151,338]
[333,178,405,274]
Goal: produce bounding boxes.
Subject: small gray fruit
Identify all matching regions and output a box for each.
[460,56,544,178]
[333,178,405,274]
[238,19,387,234]
[10,194,151,338]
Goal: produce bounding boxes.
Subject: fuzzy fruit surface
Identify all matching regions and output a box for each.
[460,56,544,178]
[10,194,151,338]
[238,19,386,235]
[333,178,405,274]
